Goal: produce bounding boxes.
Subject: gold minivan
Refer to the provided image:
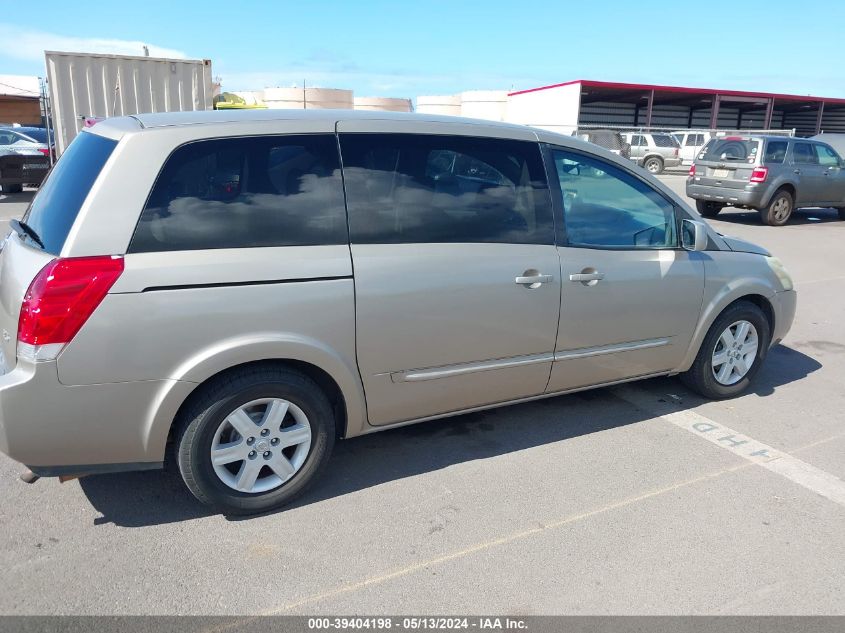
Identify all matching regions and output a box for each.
[0,110,796,514]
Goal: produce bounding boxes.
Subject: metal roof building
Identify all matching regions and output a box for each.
[506,79,845,136]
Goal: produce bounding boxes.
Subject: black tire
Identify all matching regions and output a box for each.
[1,183,23,194]
[759,189,793,226]
[175,366,335,515]
[680,301,771,400]
[644,156,664,175]
[836,207,845,220]
[696,200,724,218]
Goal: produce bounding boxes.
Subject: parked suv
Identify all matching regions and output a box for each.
[572,129,631,159]
[0,111,796,514]
[621,132,682,174]
[687,135,845,225]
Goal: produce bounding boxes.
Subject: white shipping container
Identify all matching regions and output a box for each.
[45,51,213,154]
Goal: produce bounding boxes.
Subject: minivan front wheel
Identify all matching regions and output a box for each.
[680,301,770,399]
[175,367,335,515]
[644,156,664,174]
[760,190,793,226]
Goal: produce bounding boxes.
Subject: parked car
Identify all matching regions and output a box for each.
[0,126,51,157]
[687,135,845,225]
[572,129,631,158]
[674,131,716,166]
[0,111,796,515]
[620,132,682,174]
[0,127,52,193]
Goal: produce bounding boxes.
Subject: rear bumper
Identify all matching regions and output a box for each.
[686,182,766,207]
[0,359,193,476]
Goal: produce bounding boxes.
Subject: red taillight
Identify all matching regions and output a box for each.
[18,256,124,348]
[688,164,696,177]
[38,148,50,156]
[750,166,769,183]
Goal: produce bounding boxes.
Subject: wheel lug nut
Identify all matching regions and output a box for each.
[248,451,256,458]
[271,438,279,446]
[260,429,269,437]
[246,437,254,445]
[263,451,271,459]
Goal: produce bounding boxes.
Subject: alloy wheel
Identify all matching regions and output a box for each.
[711,320,759,386]
[209,398,312,493]
[772,196,791,223]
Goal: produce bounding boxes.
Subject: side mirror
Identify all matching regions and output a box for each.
[682,219,708,252]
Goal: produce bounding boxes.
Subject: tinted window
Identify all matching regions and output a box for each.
[653,134,679,148]
[815,144,841,167]
[22,132,116,254]
[684,135,698,147]
[631,135,645,147]
[793,142,817,165]
[552,149,677,249]
[130,134,346,253]
[340,134,553,245]
[764,140,788,164]
[700,138,760,162]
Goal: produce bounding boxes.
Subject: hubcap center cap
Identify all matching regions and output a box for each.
[255,439,270,452]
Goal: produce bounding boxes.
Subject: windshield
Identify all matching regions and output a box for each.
[699,138,761,163]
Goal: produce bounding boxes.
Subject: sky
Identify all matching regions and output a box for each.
[1,0,843,99]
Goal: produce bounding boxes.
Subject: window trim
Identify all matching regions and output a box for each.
[542,143,687,252]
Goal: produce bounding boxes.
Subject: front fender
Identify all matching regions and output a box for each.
[142,333,368,460]
[677,254,780,372]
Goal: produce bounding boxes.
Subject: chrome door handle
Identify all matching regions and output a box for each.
[569,272,605,283]
[794,169,801,174]
[515,274,553,285]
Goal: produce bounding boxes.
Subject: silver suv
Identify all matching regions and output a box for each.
[687,135,845,225]
[0,111,796,515]
[621,132,682,174]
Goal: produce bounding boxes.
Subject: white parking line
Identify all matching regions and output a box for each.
[614,386,845,507]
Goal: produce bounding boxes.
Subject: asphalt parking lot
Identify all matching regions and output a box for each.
[0,178,843,616]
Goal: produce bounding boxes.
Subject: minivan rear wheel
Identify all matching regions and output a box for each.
[680,301,770,399]
[175,366,335,515]
[696,200,724,218]
[759,190,793,226]
[644,156,664,174]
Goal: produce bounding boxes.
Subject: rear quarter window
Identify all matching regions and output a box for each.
[129,134,347,253]
[22,132,116,254]
[652,134,679,148]
[764,140,788,164]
